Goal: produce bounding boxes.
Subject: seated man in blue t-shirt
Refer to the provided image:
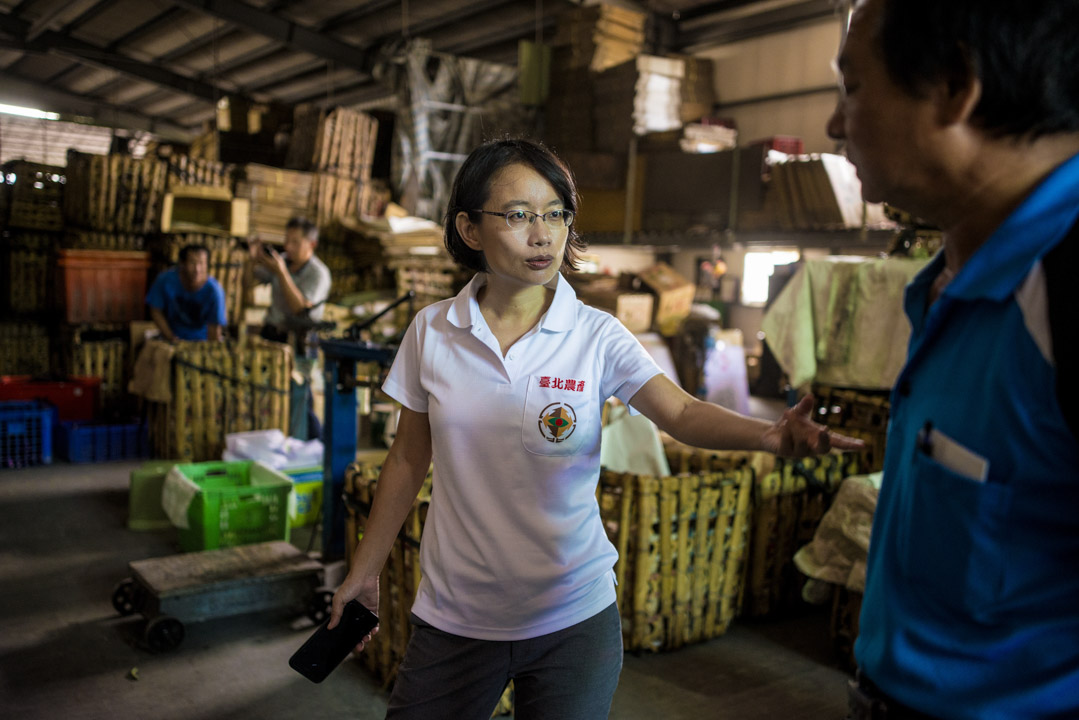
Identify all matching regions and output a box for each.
[146,244,227,342]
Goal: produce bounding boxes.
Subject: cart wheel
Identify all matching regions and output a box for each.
[307,589,335,625]
[112,578,142,616]
[144,616,185,652]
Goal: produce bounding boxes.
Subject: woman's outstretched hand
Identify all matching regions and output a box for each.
[760,394,867,458]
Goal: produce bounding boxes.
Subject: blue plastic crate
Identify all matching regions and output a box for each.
[0,401,54,468]
[59,421,150,463]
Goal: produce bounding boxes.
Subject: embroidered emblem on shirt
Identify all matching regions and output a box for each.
[538,402,577,443]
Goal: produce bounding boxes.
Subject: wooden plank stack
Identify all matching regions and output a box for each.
[1,161,65,231]
[148,337,292,462]
[234,164,314,245]
[308,173,371,229]
[286,106,379,180]
[63,151,168,234]
[551,3,647,73]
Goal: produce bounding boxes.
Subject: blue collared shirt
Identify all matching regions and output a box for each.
[857,152,1079,718]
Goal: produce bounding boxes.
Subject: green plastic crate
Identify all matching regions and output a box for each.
[174,460,291,551]
[128,460,180,531]
[284,466,323,528]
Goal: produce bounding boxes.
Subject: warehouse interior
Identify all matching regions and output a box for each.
[0,0,933,718]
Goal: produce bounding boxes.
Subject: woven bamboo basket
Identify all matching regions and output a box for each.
[812,384,890,473]
[1,246,50,316]
[343,462,514,716]
[2,161,64,231]
[148,337,292,461]
[599,466,753,652]
[62,325,129,413]
[0,322,49,375]
[64,151,168,234]
[743,453,858,618]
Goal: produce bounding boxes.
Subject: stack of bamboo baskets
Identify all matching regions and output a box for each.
[148,337,292,461]
[165,155,234,189]
[599,465,754,652]
[63,230,144,251]
[812,384,891,473]
[1,161,65,231]
[1,232,53,317]
[63,151,167,234]
[743,453,858,618]
[0,322,49,375]
[61,325,129,413]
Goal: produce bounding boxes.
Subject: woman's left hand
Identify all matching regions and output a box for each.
[761,394,867,458]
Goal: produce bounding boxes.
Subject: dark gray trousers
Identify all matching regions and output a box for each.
[385,602,623,720]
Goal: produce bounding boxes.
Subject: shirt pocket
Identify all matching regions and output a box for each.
[900,441,1013,620]
[521,374,596,457]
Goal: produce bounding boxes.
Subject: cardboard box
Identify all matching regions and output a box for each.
[628,262,696,335]
[578,289,654,333]
[161,185,250,237]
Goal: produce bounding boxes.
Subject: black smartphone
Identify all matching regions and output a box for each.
[289,600,379,683]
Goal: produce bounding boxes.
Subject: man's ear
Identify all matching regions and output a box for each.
[456,211,481,251]
[935,59,982,128]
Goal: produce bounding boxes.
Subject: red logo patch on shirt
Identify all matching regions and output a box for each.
[538,376,585,392]
[538,402,577,443]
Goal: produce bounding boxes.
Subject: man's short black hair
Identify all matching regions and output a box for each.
[286,216,319,242]
[876,0,1079,139]
[444,138,586,274]
[178,243,209,263]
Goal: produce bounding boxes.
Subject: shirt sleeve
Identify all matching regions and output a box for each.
[381,313,429,413]
[210,278,227,325]
[599,318,665,415]
[300,263,332,306]
[146,270,169,310]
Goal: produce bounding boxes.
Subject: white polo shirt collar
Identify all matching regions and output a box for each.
[446,272,578,334]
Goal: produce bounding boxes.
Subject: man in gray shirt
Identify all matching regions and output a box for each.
[250,216,332,439]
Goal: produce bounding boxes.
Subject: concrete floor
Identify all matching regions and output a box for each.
[0,459,850,720]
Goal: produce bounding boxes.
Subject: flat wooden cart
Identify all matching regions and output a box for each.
[112,541,330,652]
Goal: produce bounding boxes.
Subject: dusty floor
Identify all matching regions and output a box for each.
[0,458,850,720]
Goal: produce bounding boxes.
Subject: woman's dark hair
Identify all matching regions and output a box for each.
[178,243,209,263]
[876,0,1079,138]
[444,138,585,273]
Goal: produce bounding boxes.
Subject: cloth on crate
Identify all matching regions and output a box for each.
[761,257,929,390]
[600,401,671,477]
[161,466,200,529]
[793,472,882,598]
[127,339,175,402]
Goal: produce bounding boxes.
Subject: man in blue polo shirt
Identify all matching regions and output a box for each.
[146,243,227,342]
[827,0,1079,718]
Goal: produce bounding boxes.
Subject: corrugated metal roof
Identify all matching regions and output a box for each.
[0,0,840,147]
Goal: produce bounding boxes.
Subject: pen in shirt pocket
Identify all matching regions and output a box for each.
[916,421,990,483]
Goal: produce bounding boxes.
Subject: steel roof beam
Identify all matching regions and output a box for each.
[168,0,375,77]
[0,13,239,103]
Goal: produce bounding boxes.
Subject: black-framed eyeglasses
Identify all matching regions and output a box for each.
[474,209,574,230]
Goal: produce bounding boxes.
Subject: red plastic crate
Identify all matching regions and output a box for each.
[0,375,100,422]
[56,249,149,324]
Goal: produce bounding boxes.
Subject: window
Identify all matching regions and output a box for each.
[740,250,800,306]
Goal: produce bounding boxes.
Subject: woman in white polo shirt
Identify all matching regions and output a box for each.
[329,139,863,719]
